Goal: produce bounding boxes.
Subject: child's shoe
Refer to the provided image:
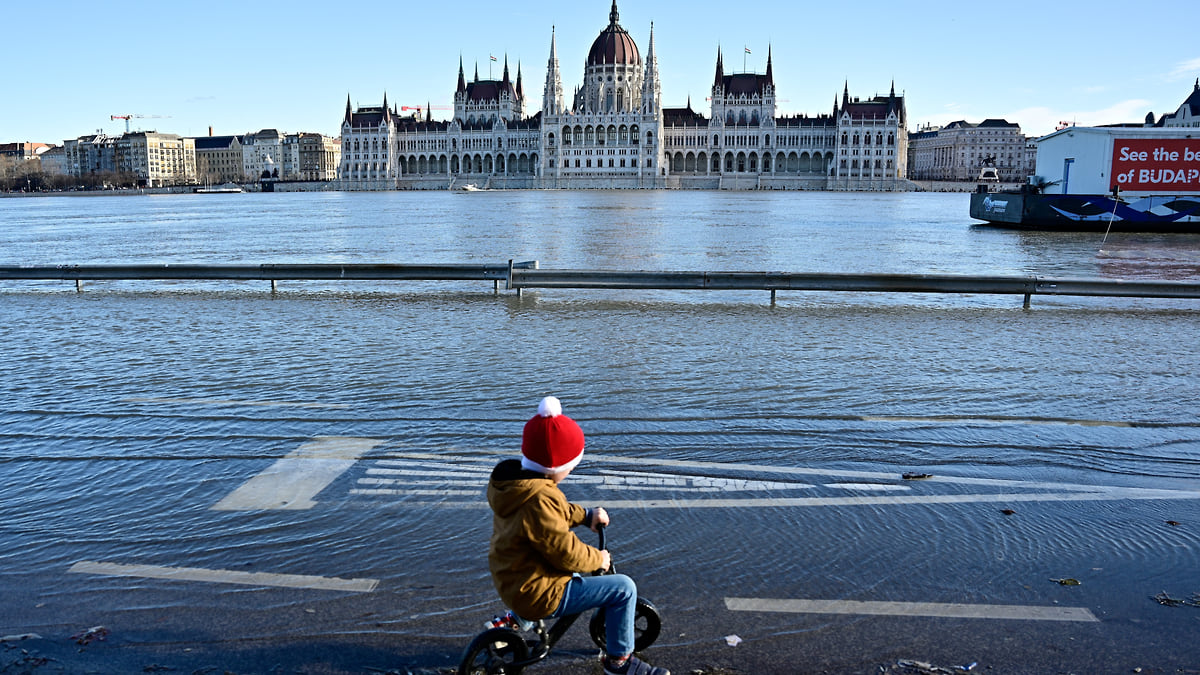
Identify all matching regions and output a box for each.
[602,654,670,675]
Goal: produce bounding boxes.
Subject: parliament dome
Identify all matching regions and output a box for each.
[587,1,640,66]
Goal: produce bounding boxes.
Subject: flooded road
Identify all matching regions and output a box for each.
[1,191,1198,673]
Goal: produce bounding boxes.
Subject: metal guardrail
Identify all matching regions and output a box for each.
[3,262,1200,307]
[506,267,1200,307]
[0,262,539,293]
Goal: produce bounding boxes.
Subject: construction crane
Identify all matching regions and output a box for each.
[110,114,171,133]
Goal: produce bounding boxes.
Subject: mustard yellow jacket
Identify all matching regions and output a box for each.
[487,459,604,619]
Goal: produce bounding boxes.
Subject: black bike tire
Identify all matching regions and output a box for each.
[587,597,662,653]
[458,627,529,675]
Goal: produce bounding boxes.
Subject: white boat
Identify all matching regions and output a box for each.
[457,183,482,192]
[194,182,244,194]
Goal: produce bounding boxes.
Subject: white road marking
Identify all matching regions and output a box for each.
[823,482,912,492]
[350,488,483,496]
[358,477,482,486]
[725,597,1098,622]
[375,459,492,473]
[69,561,378,592]
[213,437,382,511]
[595,470,813,492]
[594,488,1200,509]
[123,397,350,409]
[859,415,1133,428]
[356,451,1200,509]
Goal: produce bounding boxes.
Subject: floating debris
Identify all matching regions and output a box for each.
[895,659,977,674]
[1051,578,1081,586]
[1152,591,1200,608]
[1000,509,1016,515]
[1166,520,1181,526]
[70,625,109,646]
[0,633,42,642]
[902,473,933,480]
[724,634,743,647]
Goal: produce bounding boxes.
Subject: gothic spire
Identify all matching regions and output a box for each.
[714,46,724,88]
[344,94,352,123]
[502,54,510,87]
[543,26,564,115]
[641,21,661,113]
[457,56,466,93]
[766,44,773,84]
[610,0,619,25]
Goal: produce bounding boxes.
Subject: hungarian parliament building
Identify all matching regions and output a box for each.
[339,2,909,190]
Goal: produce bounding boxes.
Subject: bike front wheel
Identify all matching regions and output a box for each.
[458,627,529,675]
[588,597,662,653]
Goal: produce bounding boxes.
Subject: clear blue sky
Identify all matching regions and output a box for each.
[3,0,1198,143]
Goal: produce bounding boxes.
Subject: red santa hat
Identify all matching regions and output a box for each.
[521,396,585,475]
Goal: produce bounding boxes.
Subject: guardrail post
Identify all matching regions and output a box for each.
[271,280,277,294]
[1023,292,1031,309]
[75,279,82,293]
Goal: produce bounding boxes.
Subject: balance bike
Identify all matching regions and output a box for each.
[458,526,662,675]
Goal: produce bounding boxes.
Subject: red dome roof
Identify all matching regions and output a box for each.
[587,2,640,66]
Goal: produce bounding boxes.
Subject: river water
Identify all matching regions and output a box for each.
[1,190,1198,672]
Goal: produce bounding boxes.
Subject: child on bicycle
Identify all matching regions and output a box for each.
[487,396,669,675]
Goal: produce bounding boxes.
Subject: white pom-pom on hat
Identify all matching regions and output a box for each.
[537,396,563,417]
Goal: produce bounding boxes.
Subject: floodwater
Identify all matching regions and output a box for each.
[0,190,1198,673]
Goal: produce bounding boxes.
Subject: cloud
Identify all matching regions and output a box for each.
[1006,99,1152,138]
[1168,57,1200,81]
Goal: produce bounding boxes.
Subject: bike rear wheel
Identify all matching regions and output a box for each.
[458,627,529,675]
[588,597,662,653]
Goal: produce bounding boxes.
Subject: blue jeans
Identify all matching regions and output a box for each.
[549,573,637,657]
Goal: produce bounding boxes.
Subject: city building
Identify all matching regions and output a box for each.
[295,133,341,181]
[64,134,119,177]
[243,129,285,179]
[38,146,68,175]
[118,132,197,187]
[0,142,51,160]
[906,119,1034,182]
[340,1,908,190]
[194,135,246,184]
[1149,78,1200,128]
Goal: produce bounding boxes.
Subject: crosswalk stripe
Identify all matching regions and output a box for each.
[69,561,378,593]
[213,437,382,511]
[725,597,1098,622]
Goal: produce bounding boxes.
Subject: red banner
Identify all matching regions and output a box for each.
[1110,138,1200,193]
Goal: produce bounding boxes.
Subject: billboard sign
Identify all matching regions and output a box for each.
[1110,138,1200,193]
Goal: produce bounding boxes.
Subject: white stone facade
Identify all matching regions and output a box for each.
[907,120,1034,182]
[339,1,907,191]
